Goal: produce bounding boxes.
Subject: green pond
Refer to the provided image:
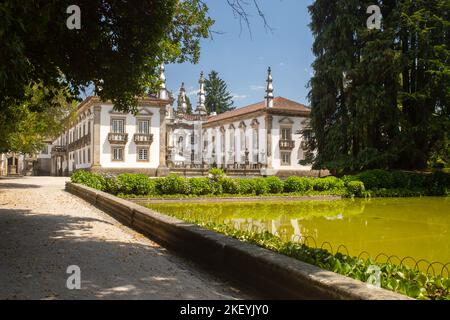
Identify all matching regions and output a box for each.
[146,197,450,267]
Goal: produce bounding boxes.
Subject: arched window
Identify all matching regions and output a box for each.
[251,119,259,163]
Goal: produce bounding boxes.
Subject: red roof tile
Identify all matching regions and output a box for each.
[205,97,310,124]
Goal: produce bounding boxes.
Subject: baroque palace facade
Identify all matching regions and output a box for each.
[1,66,315,177]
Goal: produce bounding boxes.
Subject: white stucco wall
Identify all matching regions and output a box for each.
[204,115,267,166]
[99,104,161,169]
[271,115,311,170]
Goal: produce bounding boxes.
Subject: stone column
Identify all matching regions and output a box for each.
[91,105,101,170]
[157,106,169,176]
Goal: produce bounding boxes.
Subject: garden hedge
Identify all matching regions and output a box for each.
[70,169,450,198]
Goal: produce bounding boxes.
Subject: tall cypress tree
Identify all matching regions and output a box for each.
[307,0,449,172]
[204,71,234,114]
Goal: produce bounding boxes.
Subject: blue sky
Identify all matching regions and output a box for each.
[166,0,315,109]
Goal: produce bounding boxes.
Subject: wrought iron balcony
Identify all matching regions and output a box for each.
[81,133,91,146]
[108,132,128,144]
[279,139,295,150]
[51,146,67,155]
[133,133,153,145]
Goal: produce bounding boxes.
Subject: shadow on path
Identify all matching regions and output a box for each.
[0,183,41,190]
[0,208,245,300]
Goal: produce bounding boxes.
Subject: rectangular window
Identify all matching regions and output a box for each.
[112,147,124,161]
[281,128,292,140]
[281,152,291,166]
[137,120,150,134]
[112,119,125,133]
[137,148,149,161]
[83,150,85,163]
[87,149,91,163]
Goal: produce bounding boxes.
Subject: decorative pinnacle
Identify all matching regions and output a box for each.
[265,67,274,108]
[159,64,166,89]
[177,82,187,114]
[196,71,207,115]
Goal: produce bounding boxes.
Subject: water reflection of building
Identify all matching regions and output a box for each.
[224,215,304,242]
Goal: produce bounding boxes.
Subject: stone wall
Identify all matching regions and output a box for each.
[66,181,411,300]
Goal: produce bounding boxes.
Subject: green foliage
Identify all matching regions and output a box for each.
[428,171,450,196]
[71,170,450,198]
[1,0,214,111]
[71,170,106,191]
[308,0,450,172]
[208,168,225,181]
[161,213,450,300]
[252,178,269,195]
[265,176,284,194]
[156,174,189,195]
[188,177,213,196]
[283,176,313,193]
[345,181,365,197]
[312,176,345,191]
[357,170,395,190]
[237,179,257,195]
[220,177,240,194]
[204,70,234,114]
[1,0,214,151]
[117,173,156,196]
[0,82,77,153]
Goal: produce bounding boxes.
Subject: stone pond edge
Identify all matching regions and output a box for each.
[65,181,411,300]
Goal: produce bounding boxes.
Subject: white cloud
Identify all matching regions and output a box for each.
[232,93,247,101]
[186,89,199,97]
[279,62,286,67]
[250,85,265,91]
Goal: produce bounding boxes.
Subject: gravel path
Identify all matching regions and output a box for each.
[0,176,251,300]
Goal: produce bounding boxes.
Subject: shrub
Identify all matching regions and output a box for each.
[312,176,345,191]
[208,168,225,181]
[117,173,156,196]
[428,171,450,195]
[253,178,269,195]
[103,174,120,195]
[156,174,189,195]
[283,176,313,193]
[356,170,394,190]
[71,170,106,191]
[188,178,213,196]
[346,181,365,197]
[408,173,429,190]
[237,179,257,195]
[220,177,240,194]
[265,176,284,194]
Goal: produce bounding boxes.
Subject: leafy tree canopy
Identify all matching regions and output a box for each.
[0,0,214,152]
